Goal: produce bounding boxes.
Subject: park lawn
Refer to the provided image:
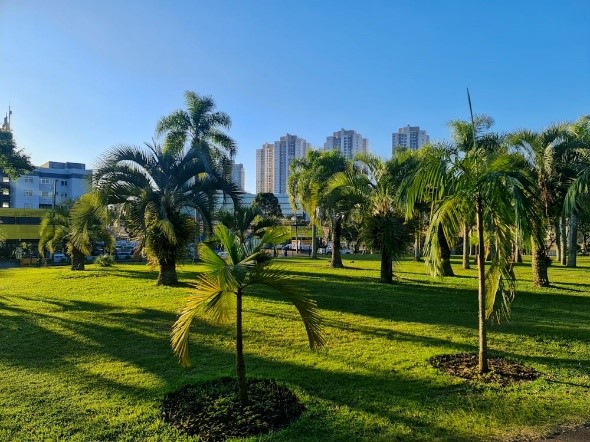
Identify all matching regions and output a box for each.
[0,256,589,441]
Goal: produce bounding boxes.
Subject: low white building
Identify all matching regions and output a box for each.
[9,161,92,209]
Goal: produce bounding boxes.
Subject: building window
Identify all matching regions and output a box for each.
[41,191,51,197]
[40,178,50,184]
[24,190,33,197]
[61,180,68,186]
[2,188,8,195]
[2,202,9,208]
[62,193,68,198]
[24,177,34,183]
[2,177,9,183]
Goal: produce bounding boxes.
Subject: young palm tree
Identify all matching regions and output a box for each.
[68,191,114,270]
[38,203,71,262]
[156,91,236,176]
[216,205,262,244]
[94,141,238,285]
[38,193,114,270]
[406,140,540,373]
[171,225,324,406]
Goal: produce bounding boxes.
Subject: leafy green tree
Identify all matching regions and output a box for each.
[39,204,71,258]
[94,142,238,285]
[0,130,33,179]
[406,134,540,373]
[329,154,413,283]
[171,225,324,406]
[252,192,283,219]
[156,91,236,177]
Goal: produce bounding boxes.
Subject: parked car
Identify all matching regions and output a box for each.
[325,246,353,254]
[53,252,68,264]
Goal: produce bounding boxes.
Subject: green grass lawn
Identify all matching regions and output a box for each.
[1,255,589,441]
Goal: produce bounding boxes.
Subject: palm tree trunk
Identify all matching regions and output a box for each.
[438,226,455,276]
[475,196,488,374]
[554,220,561,263]
[157,259,178,286]
[236,288,248,406]
[380,248,393,283]
[567,212,578,268]
[311,223,318,259]
[413,229,422,261]
[560,214,567,265]
[531,243,550,287]
[71,249,85,271]
[462,223,471,269]
[331,215,344,268]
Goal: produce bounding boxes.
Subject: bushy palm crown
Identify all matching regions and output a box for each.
[93,142,238,281]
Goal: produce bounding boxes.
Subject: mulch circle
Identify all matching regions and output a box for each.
[161,377,305,442]
[429,353,541,386]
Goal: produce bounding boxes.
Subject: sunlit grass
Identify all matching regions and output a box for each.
[1,256,589,441]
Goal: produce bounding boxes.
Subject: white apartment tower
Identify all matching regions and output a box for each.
[392,125,430,153]
[256,134,310,194]
[323,129,368,160]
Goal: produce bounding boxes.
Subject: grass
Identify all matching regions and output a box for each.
[0,255,589,441]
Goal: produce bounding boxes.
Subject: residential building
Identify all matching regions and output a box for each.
[392,125,430,153]
[230,162,245,191]
[323,129,368,159]
[9,161,92,209]
[255,134,310,194]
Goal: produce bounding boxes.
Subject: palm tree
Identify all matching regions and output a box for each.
[216,205,262,244]
[38,192,114,270]
[563,115,590,266]
[171,224,324,406]
[288,150,348,264]
[94,141,238,285]
[329,153,413,283]
[508,123,572,284]
[156,91,236,176]
[68,191,114,270]
[406,136,540,373]
[38,203,71,260]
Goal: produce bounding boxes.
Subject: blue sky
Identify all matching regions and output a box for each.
[1,0,589,193]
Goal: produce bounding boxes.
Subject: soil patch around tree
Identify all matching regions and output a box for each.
[161,377,305,442]
[429,353,541,386]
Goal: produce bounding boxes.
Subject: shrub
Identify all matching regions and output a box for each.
[95,254,114,267]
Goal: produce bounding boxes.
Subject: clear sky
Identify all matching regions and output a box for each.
[1,0,589,193]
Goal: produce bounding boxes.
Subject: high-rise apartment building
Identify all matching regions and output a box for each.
[392,125,429,153]
[256,134,310,194]
[230,162,245,192]
[323,129,368,159]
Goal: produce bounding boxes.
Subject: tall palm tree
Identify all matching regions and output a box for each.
[406,138,540,373]
[94,141,238,285]
[329,153,413,283]
[171,225,324,406]
[156,91,236,176]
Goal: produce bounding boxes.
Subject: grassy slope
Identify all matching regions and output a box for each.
[0,256,589,441]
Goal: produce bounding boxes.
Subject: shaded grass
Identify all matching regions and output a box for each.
[0,256,589,441]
